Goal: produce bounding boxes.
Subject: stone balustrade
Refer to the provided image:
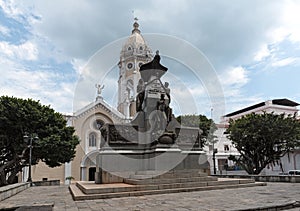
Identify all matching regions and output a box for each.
[0,182,30,201]
[217,175,300,183]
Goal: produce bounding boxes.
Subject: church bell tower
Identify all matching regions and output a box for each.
[117,20,153,118]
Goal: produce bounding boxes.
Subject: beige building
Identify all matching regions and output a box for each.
[27,21,153,184]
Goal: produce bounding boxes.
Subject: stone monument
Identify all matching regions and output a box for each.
[96,51,209,183]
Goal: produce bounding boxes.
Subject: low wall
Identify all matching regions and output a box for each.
[33,180,60,186]
[0,182,30,201]
[217,175,300,183]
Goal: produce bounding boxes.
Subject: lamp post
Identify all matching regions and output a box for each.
[23,133,38,186]
[213,145,217,175]
[210,107,217,175]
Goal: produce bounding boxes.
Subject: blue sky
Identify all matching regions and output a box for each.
[1,0,300,122]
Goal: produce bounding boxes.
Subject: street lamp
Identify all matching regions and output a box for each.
[213,146,218,175]
[23,133,38,186]
[210,107,217,175]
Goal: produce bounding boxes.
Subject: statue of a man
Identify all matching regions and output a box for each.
[164,82,171,104]
[136,79,145,112]
[95,84,105,95]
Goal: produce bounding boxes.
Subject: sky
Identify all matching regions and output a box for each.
[1,0,300,122]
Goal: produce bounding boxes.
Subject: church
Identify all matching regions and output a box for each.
[30,20,154,183]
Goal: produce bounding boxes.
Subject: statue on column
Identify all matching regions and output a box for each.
[95,84,105,100]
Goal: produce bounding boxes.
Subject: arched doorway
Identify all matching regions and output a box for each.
[80,150,99,181]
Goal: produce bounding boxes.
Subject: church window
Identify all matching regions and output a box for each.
[139,46,143,50]
[224,144,229,152]
[138,62,143,68]
[127,63,133,69]
[127,46,132,51]
[89,133,97,147]
[126,80,134,98]
[94,119,105,130]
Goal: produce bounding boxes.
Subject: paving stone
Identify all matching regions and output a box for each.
[0,183,300,210]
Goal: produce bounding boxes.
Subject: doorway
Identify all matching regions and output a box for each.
[89,167,96,181]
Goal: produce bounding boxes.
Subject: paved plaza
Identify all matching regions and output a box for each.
[0,182,299,211]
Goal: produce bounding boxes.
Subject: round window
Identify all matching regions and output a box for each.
[138,62,143,67]
[94,119,105,130]
[127,63,133,69]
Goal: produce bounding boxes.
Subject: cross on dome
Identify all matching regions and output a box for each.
[132,17,140,34]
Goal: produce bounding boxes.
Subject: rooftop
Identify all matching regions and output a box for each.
[224,98,299,117]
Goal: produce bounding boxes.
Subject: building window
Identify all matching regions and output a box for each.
[127,62,133,69]
[139,46,143,51]
[94,119,105,130]
[224,144,229,152]
[89,133,96,147]
[127,46,132,51]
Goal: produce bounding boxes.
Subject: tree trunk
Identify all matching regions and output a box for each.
[7,165,21,184]
[0,154,19,186]
[0,170,8,187]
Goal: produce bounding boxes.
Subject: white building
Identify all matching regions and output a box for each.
[210,99,300,175]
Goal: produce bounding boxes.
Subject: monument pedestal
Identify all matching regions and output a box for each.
[96,53,210,184]
[95,145,209,183]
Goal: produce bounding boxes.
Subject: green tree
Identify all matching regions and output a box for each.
[226,112,300,175]
[0,96,79,186]
[176,114,217,147]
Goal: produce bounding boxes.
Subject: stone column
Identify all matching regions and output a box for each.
[81,167,87,181]
[64,162,72,185]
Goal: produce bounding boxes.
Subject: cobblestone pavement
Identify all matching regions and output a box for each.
[0,183,299,211]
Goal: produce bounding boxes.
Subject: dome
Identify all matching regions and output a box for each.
[120,21,152,55]
[124,32,146,48]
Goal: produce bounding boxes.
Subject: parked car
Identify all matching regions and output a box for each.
[288,170,300,175]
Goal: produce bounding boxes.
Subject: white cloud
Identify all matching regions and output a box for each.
[0,24,10,36]
[221,66,249,88]
[0,59,75,113]
[71,58,87,75]
[0,41,38,61]
[272,57,300,67]
[1,0,300,119]
[0,0,23,18]
[280,0,300,43]
[215,66,251,113]
[267,0,300,44]
[254,44,271,62]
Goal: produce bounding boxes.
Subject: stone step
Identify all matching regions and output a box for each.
[76,182,157,195]
[124,176,217,185]
[75,178,255,195]
[134,169,207,175]
[70,181,266,201]
[130,170,208,180]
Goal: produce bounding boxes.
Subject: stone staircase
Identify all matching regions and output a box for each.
[69,170,266,201]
